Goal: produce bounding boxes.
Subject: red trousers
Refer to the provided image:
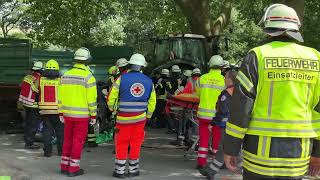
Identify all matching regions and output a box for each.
[60,118,89,173]
[197,120,222,167]
[115,123,145,160]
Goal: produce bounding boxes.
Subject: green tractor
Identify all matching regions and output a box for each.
[148,34,226,74]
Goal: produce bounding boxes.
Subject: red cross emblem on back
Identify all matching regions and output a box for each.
[130,83,145,97]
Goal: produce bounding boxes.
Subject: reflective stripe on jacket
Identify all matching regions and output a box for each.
[107,71,156,125]
[196,69,225,121]
[19,72,41,108]
[58,63,97,120]
[39,77,60,114]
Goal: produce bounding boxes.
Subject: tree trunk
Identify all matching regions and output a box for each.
[175,0,213,36]
[175,0,232,57]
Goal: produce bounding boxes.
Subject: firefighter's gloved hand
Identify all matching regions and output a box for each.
[309,156,320,176]
[59,115,64,123]
[90,118,96,125]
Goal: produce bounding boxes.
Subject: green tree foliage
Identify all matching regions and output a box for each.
[303,0,320,50]
[22,0,124,48]
[0,0,26,38]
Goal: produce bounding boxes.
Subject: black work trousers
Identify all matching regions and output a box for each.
[154,99,167,128]
[243,169,302,180]
[24,107,41,146]
[42,114,64,154]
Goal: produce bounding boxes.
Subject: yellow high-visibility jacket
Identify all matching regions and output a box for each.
[58,63,97,120]
[195,69,225,122]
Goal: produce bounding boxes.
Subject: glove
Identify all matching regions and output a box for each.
[59,115,64,123]
[90,118,96,125]
[309,156,320,176]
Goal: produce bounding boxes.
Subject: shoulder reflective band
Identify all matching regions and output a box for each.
[86,82,96,88]
[61,76,86,86]
[226,122,247,139]
[236,71,254,93]
[243,159,308,177]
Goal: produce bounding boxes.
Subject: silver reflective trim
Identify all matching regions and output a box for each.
[147,112,153,117]
[250,127,317,133]
[129,159,139,164]
[252,118,318,124]
[129,165,139,170]
[268,81,274,117]
[200,84,224,90]
[117,117,146,124]
[243,151,309,165]
[115,166,126,171]
[243,160,307,175]
[198,153,207,158]
[197,115,213,120]
[226,125,246,136]
[237,71,254,92]
[70,162,80,167]
[61,106,88,112]
[61,80,86,86]
[113,82,120,88]
[86,82,96,88]
[209,163,220,172]
[60,160,69,165]
[198,108,216,113]
[115,159,126,164]
[306,83,311,116]
[88,102,97,107]
[115,170,125,175]
[213,159,223,167]
[261,136,268,157]
[61,156,70,160]
[90,109,97,113]
[119,108,147,112]
[119,102,148,106]
[198,147,209,152]
[64,113,90,118]
[86,74,93,81]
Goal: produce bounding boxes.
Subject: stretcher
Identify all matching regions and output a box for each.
[165,93,199,159]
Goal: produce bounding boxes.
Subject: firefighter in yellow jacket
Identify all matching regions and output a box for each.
[195,55,226,173]
[59,47,97,177]
[108,53,156,178]
[39,59,63,157]
[223,4,320,180]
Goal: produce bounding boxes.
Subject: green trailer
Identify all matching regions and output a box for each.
[0,38,133,125]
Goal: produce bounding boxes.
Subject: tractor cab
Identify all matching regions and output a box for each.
[150,34,207,74]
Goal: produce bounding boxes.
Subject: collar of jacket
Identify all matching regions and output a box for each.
[209,69,221,73]
[73,63,87,70]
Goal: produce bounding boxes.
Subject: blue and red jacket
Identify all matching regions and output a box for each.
[107,71,157,125]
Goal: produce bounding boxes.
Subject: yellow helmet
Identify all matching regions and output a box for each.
[108,66,119,75]
[45,59,59,70]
